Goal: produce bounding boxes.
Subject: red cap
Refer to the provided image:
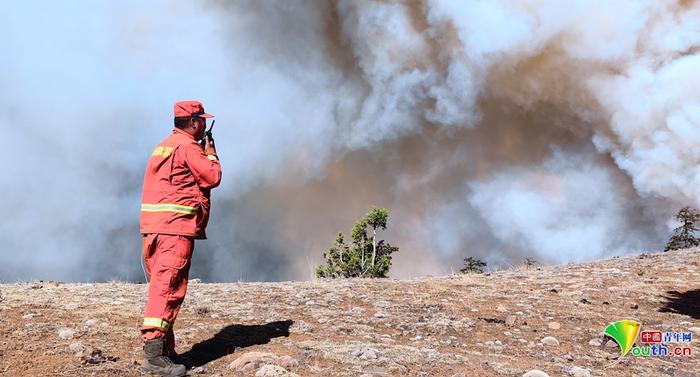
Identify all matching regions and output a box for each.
[174,100,214,118]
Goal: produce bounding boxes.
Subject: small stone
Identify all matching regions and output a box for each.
[565,366,591,377]
[605,339,618,348]
[451,374,466,377]
[289,320,314,334]
[255,364,297,377]
[191,366,206,374]
[630,303,639,309]
[548,322,561,330]
[523,370,550,377]
[417,372,429,377]
[304,300,315,305]
[229,352,298,373]
[58,328,76,339]
[578,298,591,304]
[351,346,380,360]
[80,349,118,364]
[540,336,559,346]
[505,316,516,327]
[277,355,299,368]
[84,319,99,327]
[588,338,602,347]
[68,342,84,352]
[189,278,202,284]
[374,312,386,318]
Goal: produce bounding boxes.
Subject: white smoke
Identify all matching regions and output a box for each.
[1,0,698,281]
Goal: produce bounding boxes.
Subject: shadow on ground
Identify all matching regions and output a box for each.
[658,289,700,319]
[180,319,294,368]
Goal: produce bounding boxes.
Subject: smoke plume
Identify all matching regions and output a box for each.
[1,0,698,281]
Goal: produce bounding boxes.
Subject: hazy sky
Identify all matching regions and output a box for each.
[2,1,698,282]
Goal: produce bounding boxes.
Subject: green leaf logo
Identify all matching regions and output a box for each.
[604,320,641,357]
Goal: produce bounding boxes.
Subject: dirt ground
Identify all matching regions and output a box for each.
[1,248,699,377]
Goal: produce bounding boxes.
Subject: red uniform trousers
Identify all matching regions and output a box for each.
[141,233,194,353]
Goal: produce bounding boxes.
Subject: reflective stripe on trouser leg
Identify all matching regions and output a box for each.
[143,317,171,331]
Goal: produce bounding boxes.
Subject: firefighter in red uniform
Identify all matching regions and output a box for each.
[139,100,221,376]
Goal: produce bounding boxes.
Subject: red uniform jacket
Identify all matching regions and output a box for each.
[140,128,221,239]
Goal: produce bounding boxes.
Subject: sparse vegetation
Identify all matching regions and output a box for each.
[665,206,700,251]
[460,256,487,274]
[524,257,537,269]
[315,207,398,278]
[1,249,698,376]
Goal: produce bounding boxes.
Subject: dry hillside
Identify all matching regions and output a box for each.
[1,249,699,377]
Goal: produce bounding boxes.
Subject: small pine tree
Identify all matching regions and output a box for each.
[316,207,398,278]
[460,256,486,274]
[524,257,537,269]
[665,206,700,251]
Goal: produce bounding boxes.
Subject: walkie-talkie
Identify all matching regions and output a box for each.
[200,119,215,148]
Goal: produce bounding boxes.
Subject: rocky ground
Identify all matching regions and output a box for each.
[1,248,700,377]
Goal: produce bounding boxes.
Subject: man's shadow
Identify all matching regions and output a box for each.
[658,289,700,319]
[179,319,293,369]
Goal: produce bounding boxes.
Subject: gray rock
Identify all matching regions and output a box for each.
[255,364,297,377]
[588,338,602,347]
[58,328,75,339]
[190,366,206,374]
[505,315,516,327]
[68,342,84,352]
[564,366,591,377]
[523,370,550,377]
[289,320,314,334]
[351,346,380,359]
[229,352,299,373]
[540,336,559,346]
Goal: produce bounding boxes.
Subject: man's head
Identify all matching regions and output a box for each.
[173,100,214,140]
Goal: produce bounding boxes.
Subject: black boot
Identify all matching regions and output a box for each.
[141,337,186,377]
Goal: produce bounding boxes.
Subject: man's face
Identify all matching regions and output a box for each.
[192,117,207,140]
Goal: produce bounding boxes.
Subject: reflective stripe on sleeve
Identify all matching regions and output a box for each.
[141,203,197,215]
[143,317,171,331]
